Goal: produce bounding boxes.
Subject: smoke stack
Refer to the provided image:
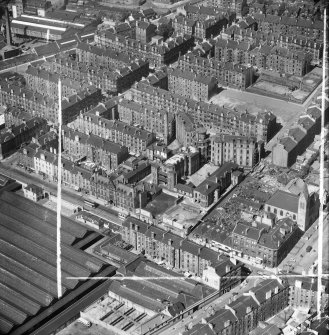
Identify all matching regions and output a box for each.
[5,8,12,46]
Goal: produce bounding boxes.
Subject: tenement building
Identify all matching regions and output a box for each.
[117,99,175,144]
[211,134,263,168]
[168,68,217,101]
[94,30,195,67]
[0,117,48,159]
[24,65,89,99]
[129,82,277,142]
[0,80,102,125]
[178,52,254,89]
[187,278,289,334]
[215,38,312,76]
[121,215,243,292]
[44,54,150,95]
[69,113,156,155]
[231,217,303,267]
[62,126,129,171]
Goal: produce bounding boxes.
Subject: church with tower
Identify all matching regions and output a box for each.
[265,179,320,232]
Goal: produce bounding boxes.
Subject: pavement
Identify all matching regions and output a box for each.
[159,271,265,335]
[0,156,122,227]
[57,320,115,335]
[278,212,329,275]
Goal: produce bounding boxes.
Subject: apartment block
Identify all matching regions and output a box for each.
[0,117,48,159]
[121,216,243,287]
[0,80,102,125]
[76,42,134,69]
[272,106,322,167]
[211,134,262,167]
[193,162,238,207]
[62,126,129,171]
[253,14,323,40]
[118,99,175,144]
[94,30,195,67]
[151,150,201,190]
[129,82,277,142]
[135,20,157,43]
[173,16,196,36]
[191,278,289,334]
[4,106,34,128]
[215,38,312,76]
[231,217,303,267]
[45,54,149,94]
[70,113,156,155]
[168,68,217,102]
[178,52,254,89]
[24,65,88,98]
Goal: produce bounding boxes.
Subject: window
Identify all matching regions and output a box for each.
[274,208,277,214]
[280,210,283,216]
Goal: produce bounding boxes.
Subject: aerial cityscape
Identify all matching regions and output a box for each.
[0,0,328,334]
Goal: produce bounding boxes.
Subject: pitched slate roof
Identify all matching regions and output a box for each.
[266,189,299,213]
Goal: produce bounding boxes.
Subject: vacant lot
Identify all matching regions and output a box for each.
[210,89,304,126]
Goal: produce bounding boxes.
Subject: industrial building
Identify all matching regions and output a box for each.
[0,190,116,335]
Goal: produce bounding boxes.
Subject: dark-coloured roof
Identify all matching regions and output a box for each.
[0,191,107,334]
[266,189,299,213]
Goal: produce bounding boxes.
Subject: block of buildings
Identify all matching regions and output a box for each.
[173,16,196,36]
[0,80,102,125]
[135,20,157,43]
[129,82,277,142]
[178,52,254,89]
[95,30,195,67]
[286,276,329,312]
[168,68,217,102]
[215,37,312,76]
[192,162,239,207]
[185,278,288,335]
[24,65,89,98]
[121,216,243,287]
[4,106,34,128]
[231,217,303,267]
[46,52,149,94]
[0,117,48,159]
[211,134,263,167]
[117,98,175,144]
[151,150,201,190]
[70,114,156,156]
[62,126,129,171]
[272,106,323,167]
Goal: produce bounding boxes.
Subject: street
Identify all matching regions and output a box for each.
[159,272,264,335]
[278,213,329,275]
[0,158,122,226]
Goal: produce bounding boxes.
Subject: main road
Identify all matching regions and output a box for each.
[0,160,121,225]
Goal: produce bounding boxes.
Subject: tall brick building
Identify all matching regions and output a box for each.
[178,52,254,89]
[121,215,243,286]
[95,30,195,67]
[129,82,277,142]
[117,99,175,144]
[70,113,156,155]
[62,126,129,171]
[168,68,217,101]
[211,134,263,167]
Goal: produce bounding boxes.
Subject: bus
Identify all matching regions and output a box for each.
[83,199,97,209]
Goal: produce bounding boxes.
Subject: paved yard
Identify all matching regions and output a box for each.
[58,320,115,335]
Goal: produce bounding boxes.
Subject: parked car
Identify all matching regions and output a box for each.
[306,246,312,252]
